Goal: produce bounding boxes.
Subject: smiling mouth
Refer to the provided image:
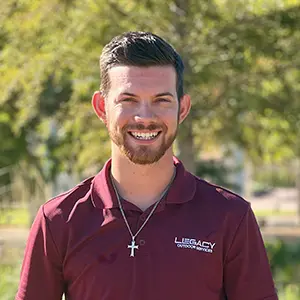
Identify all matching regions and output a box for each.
[129,131,162,140]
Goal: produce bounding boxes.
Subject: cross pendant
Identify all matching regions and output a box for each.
[128,238,139,257]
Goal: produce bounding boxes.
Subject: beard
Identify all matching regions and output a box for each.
[108,122,177,165]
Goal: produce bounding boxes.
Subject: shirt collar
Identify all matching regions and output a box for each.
[90,157,196,209]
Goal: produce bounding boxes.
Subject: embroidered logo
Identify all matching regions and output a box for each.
[174,237,216,253]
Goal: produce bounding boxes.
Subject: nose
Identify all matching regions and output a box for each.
[133,103,157,124]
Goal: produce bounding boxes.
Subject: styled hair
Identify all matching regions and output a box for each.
[99,31,184,100]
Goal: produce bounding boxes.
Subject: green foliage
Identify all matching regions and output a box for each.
[195,159,241,192]
[253,163,296,188]
[0,0,300,189]
[266,239,300,295]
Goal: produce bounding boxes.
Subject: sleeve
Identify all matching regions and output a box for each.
[15,206,65,300]
[224,205,278,300]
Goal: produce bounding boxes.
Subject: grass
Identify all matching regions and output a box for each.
[253,209,297,217]
[0,263,20,300]
[0,208,29,227]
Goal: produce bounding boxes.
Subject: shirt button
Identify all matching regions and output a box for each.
[140,215,146,222]
[139,239,146,246]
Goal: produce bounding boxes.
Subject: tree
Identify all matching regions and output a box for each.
[1,0,299,202]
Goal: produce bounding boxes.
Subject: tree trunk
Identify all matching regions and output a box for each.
[176,117,196,174]
[296,158,300,225]
[173,0,196,174]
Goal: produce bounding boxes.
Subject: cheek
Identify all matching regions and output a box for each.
[108,108,129,129]
[157,108,179,127]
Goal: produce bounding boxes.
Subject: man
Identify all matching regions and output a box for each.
[16,31,278,300]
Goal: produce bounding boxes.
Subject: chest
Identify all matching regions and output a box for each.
[63,208,225,300]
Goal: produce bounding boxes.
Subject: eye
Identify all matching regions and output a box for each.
[122,97,137,103]
[155,98,171,103]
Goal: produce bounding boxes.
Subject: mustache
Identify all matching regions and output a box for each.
[125,123,163,131]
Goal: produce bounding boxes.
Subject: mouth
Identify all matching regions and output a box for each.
[128,131,162,141]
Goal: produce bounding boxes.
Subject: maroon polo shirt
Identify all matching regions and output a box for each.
[16,157,277,300]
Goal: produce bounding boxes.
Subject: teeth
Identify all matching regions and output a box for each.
[131,132,159,140]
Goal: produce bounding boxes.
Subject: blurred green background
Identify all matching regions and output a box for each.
[1,0,300,299]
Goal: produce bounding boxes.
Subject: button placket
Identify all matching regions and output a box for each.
[139,239,146,246]
[140,214,147,222]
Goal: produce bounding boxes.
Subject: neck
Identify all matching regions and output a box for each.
[110,148,175,211]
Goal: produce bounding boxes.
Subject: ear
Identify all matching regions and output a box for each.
[178,94,191,124]
[92,91,107,125]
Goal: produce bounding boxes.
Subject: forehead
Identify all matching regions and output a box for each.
[107,65,177,96]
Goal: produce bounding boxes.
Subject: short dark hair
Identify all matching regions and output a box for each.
[100,31,184,100]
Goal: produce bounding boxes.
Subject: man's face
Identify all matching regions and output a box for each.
[94,66,190,165]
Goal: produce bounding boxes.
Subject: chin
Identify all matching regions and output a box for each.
[123,149,164,165]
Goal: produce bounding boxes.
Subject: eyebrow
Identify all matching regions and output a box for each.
[120,92,174,98]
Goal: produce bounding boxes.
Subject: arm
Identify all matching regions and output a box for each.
[224,205,278,300]
[16,206,65,300]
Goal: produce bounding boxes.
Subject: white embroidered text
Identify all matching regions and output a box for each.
[174,237,216,253]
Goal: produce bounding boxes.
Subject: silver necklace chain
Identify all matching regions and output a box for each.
[110,168,176,257]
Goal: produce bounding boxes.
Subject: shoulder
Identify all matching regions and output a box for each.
[193,175,251,220]
[41,176,95,223]
[191,176,258,249]
[24,176,96,263]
